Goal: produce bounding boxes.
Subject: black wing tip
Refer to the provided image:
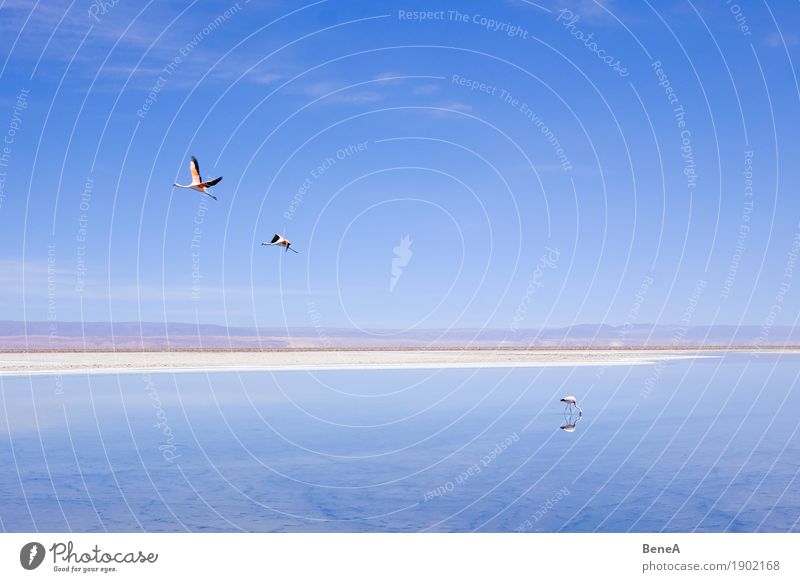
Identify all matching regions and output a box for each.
[270,234,280,243]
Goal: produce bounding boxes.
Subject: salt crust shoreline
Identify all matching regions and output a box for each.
[0,349,728,377]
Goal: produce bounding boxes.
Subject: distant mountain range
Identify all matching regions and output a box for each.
[0,321,797,349]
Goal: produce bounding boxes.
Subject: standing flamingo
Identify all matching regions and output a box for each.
[560,395,582,415]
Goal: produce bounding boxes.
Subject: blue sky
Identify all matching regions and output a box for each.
[0,0,799,333]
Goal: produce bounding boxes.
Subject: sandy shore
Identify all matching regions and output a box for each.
[0,349,719,376]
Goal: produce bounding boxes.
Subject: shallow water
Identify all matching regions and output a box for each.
[0,352,798,532]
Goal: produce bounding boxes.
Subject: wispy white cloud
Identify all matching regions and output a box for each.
[434,101,474,113]
[290,79,388,105]
[764,31,800,48]
[1,0,162,58]
[288,75,451,107]
[543,0,620,22]
[2,0,273,90]
[373,71,406,83]
[412,83,442,96]
[245,70,284,85]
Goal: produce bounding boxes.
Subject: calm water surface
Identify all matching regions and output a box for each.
[1,352,798,532]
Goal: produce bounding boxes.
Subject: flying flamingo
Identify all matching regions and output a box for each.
[173,156,222,200]
[262,234,299,253]
[560,395,582,415]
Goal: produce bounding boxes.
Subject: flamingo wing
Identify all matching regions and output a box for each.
[201,176,222,188]
[190,156,202,184]
[270,234,281,244]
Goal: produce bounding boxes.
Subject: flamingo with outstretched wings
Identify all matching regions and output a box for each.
[262,234,299,253]
[173,156,222,200]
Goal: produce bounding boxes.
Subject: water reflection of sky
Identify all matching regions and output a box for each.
[0,352,798,532]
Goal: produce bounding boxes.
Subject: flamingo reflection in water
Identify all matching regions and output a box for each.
[559,395,583,432]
